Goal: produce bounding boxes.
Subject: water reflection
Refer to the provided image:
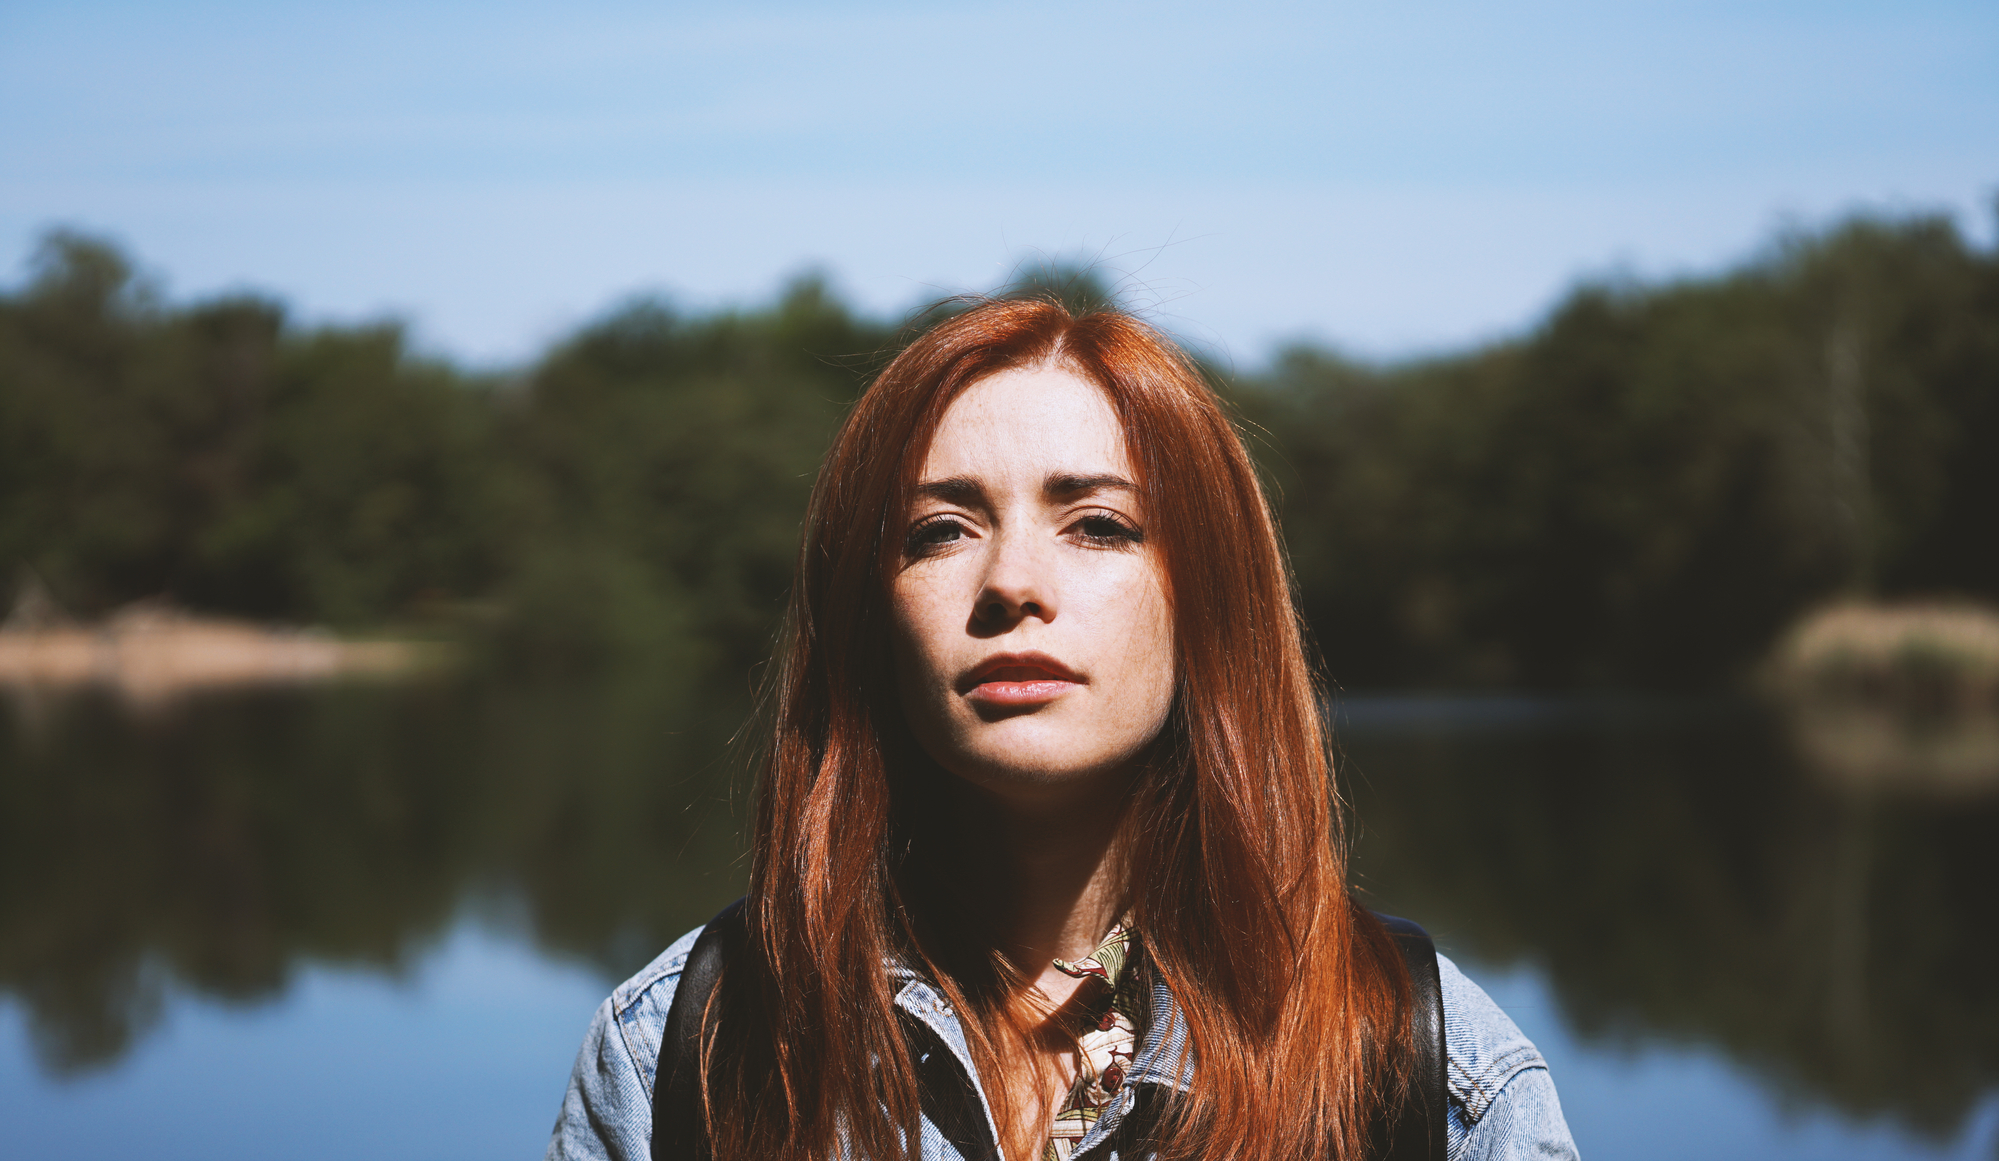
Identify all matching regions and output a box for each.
[1337,696,1999,1146]
[0,670,747,1073]
[1,678,1993,1149]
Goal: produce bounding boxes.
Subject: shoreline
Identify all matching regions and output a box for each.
[0,603,435,705]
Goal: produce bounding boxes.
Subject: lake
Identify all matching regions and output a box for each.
[3,672,1994,1159]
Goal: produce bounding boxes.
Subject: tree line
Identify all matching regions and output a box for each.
[3,213,1994,687]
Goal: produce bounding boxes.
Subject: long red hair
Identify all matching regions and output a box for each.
[699,297,1411,1160]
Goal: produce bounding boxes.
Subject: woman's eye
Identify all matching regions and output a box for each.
[905,518,966,554]
[1075,513,1144,547]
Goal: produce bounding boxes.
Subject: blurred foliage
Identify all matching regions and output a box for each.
[0,232,885,681]
[1237,214,1999,687]
[3,215,1995,688]
[0,234,504,627]
[499,278,885,674]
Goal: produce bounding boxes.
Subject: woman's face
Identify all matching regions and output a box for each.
[890,364,1176,799]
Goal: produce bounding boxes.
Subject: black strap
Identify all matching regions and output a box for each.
[650,898,745,1161]
[1375,913,1448,1161]
[650,901,1446,1161]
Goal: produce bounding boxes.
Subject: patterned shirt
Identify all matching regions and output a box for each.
[1043,922,1142,1161]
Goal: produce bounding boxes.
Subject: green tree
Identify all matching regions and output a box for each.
[1239,212,1999,688]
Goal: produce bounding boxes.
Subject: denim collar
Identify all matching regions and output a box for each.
[887,959,1195,1159]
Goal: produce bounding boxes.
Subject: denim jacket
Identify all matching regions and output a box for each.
[547,925,1580,1161]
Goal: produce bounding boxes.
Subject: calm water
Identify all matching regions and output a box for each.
[2,674,1994,1159]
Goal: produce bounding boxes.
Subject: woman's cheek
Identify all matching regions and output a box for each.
[895,576,962,711]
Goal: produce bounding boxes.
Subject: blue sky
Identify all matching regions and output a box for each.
[3,0,1994,367]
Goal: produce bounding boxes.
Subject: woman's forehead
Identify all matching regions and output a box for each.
[918,365,1132,483]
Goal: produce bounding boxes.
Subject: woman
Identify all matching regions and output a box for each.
[548,298,1577,1161]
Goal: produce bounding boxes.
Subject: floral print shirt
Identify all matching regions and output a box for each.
[1043,922,1143,1161]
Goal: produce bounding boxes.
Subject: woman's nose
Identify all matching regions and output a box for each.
[973,533,1054,628]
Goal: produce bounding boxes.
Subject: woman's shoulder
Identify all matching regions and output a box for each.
[1436,953,1548,1114]
[605,923,707,1073]
[1435,953,1579,1161]
[545,925,706,1161]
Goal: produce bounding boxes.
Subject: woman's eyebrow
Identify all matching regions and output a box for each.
[1043,472,1136,500]
[913,476,985,507]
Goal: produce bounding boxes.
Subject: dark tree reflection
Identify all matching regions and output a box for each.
[0,671,748,1073]
[1339,696,1999,1143]
[3,682,1994,1142]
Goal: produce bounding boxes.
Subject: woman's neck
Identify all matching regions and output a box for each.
[938,769,1132,1004]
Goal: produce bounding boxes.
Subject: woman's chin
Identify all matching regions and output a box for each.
[943,732,1145,799]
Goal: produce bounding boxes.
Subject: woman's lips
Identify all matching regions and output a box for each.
[969,675,1078,705]
[961,653,1082,706]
